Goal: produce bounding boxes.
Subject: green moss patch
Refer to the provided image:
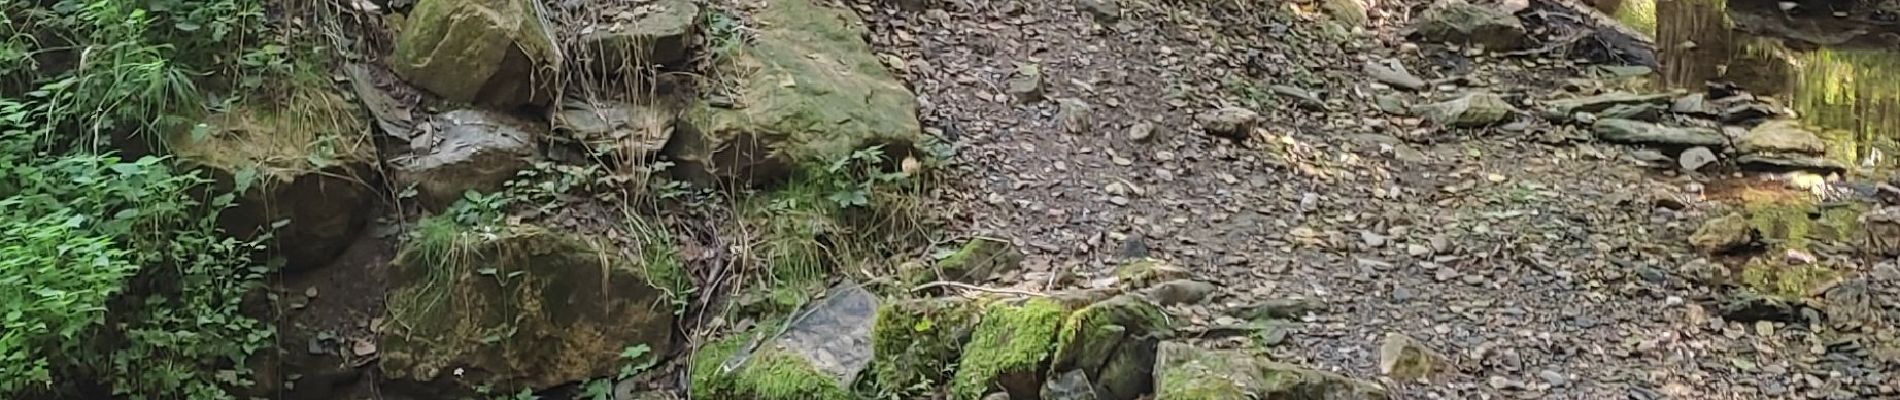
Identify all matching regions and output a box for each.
[869,297,984,395]
[1740,259,1838,299]
[691,324,851,400]
[1051,294,1171,399]
[948,298,1069,400]
[910,237,1023,285]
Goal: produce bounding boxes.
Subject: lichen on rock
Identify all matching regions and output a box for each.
[379,221,677,395]
[949,297,1069,400]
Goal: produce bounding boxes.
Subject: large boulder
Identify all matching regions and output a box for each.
[1153,342,1387,399]
[379,222,680,395]
[694,283,878,400]
[173,87,376,271]
[1592,119,1727,148]
[575,0,699,72]
[672,0,921,185]
[1736,120,1826,155]
[392,0,562,107]
[1412,0,1527,50]
[1051,294,1172,400]
[392,110,539,209]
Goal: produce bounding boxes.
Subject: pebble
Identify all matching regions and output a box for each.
[1537,370,1568,387]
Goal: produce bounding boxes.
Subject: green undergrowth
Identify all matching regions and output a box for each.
[0,0,346,395]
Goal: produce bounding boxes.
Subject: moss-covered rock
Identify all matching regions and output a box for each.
[910,237,1025,286]
[1051,294,1172,400]
[1690,212,1756,255]
[869,297,984,395]
[172,85,375,271]
[392,0,561,107]
[379,222,677,395]
[949,298,1069,400]
[694,283,879,400]
[1154,342,1387,400]
[1738,258,1837,299]
[671,0,921,185]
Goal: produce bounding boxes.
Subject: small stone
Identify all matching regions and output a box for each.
[1364,59,1427,91]
[1058,98,1093,134]
[1690,213,1755,255]
[1077,0,1120,23]
[304,286,319,298]
[1489,376,1521,390]
[1418,91,1516,128]
[1379,333,1449,380]
[1127,122,1155,142]
[1197,107,1259,140]
[1407,243,1431,256]
[1006,64,1045,104]
[1538,370,1568,387]
[1145,279,1218,306]
[1679,146,1717,172]
[1271,85,1328,111]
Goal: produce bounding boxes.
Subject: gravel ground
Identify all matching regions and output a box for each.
[856,0,1900,397]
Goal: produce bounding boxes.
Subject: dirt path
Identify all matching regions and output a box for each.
[863,0,1897,398]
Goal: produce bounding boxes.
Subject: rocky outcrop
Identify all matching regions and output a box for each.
[1412,0,1526,50]
[1863,207,1900,257]
[1735,154,1847,174]
[673,0,921,185]
[380,223,679,395]
[1418,91,1515,128]
[392,110,539,209]
[392,0,562,107]
[173,87,375,271]
[1592,119,1726,148]
[1153,342,1387,399]
[575,0,698,72]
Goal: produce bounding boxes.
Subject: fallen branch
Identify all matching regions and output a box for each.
[910,280,1050,297]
